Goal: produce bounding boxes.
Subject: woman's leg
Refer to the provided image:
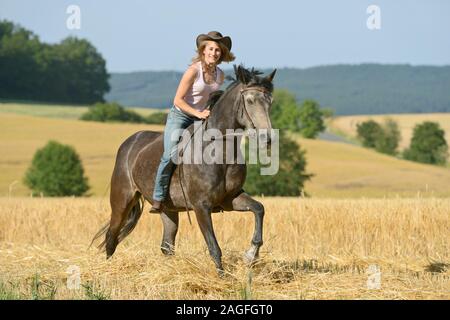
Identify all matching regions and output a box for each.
[153,107,195,204]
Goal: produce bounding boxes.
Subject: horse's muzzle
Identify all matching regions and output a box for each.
[258,130,271,146]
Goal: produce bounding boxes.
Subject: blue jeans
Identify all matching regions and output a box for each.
[153,106,198,201]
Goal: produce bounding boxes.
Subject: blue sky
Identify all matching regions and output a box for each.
[1,0,449,72]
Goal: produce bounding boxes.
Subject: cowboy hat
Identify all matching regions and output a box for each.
[196,31,232,51]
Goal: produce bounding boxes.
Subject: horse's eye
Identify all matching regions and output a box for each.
[246,97,254,104]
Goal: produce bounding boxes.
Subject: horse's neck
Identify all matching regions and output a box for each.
[199,87,244,164]
[206,86,241,133]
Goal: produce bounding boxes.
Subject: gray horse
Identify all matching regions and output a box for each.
[92,65,276,274]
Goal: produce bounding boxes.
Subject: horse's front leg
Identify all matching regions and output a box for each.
[160,211,179,255]
[226,192,265,264]
[194,204,224,275]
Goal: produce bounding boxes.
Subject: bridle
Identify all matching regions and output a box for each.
[199,85,273,138]
[238,86,273,130]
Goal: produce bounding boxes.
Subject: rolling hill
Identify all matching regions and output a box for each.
[0,112,164,197]
[296,136,450,198]
[2,105,450,198]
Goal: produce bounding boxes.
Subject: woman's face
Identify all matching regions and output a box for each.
[202,41,222,65]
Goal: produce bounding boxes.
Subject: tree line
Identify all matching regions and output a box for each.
[0,20,110,104]
[106,64,450,115]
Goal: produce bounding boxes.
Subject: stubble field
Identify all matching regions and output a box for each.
[0,197,448,299]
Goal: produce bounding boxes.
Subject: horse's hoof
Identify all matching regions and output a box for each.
[243,251,258,265]
[161,248,175,256]
[217,268,225,278]
[160,243,175,256]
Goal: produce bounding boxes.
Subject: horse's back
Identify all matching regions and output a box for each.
[115,130,161,162]
[112,130,162,185]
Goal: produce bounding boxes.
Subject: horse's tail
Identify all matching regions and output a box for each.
[90,222,109,250]
[90,195,145,251]
[117,196,144,243]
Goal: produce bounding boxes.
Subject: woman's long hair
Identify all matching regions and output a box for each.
[191,40,235,65]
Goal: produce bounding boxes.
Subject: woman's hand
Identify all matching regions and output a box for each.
[195,109,210,119]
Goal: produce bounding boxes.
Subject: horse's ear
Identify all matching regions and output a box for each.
[266,69,277,82]
[237,65,250,84]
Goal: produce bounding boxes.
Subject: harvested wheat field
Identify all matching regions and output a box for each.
[0,197,448,300]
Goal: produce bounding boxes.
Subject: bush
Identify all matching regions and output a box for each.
[374,118,401,155]
[357,120,383,148]
[321,108,335,119]
[357,118,400,155]
[24,140,90,196]
[244,131,313,196]
[146,112,168,125]
[80,102,144,123]
[403,121,448,165]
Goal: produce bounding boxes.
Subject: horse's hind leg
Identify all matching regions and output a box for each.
[223,192,265,264]
[160,211,179,255]
[105,191,137,258]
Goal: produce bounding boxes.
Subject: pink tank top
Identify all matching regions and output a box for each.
[176,61,223,112]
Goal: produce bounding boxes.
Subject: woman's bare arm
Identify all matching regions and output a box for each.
[173,65,210,119]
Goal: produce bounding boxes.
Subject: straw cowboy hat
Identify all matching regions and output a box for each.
[196,31,232,51]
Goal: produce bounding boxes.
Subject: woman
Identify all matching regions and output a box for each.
[150,31,235,213]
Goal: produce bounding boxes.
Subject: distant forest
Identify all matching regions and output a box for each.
[107,64,450,115]
[0,20,109,104]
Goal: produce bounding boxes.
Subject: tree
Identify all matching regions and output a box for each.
[374,118,401,155]
[53,37,110,104]
[80,102,144,123]
[24,141,90,196]
[270,89,302,131]
[0,20,42,99]
[356,120,383,148]
[270,91,327,139]
[298,100,326,138]
[403,121,448,165]
[244,131,313,196]
[244,89,314,196]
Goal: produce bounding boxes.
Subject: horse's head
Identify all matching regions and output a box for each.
[233,65,277,144]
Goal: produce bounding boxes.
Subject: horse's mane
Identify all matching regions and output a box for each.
[225,64,274,92]
[207,64,273,110]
